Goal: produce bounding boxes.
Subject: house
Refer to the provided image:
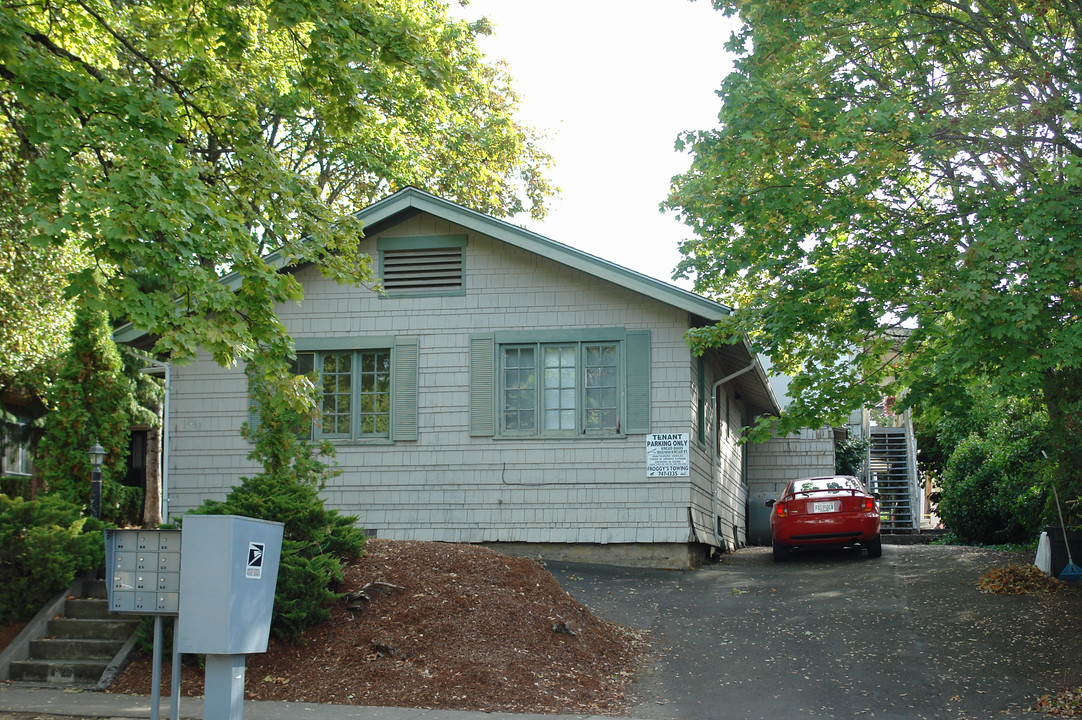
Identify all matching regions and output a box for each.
[121,187,807,568]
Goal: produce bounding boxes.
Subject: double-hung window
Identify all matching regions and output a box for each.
[468,329,652,438]
[250,337,418,443]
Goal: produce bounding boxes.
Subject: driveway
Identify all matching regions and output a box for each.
[548,544,1082,720]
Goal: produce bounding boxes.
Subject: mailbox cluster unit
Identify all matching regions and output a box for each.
[105,529,182,615]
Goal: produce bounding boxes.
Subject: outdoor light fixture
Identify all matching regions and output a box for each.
[88,439,105,520]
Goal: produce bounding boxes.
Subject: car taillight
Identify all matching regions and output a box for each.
[861,498,875,512]
[775,502,788,518]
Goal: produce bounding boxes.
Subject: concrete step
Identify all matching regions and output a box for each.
[28,638,126,661]
[63,598,111,620]
[7,658,110,684]
[82,578,108,599]
[46,618,140,641]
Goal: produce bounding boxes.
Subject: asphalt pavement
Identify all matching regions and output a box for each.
[548,544,1082,720]
[3,543,1079,720]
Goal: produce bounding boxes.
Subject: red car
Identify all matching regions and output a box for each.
[766,475,882,561]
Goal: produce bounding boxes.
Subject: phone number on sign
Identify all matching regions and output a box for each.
[648,468,688,477]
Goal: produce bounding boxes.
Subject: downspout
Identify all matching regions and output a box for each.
[139,358,171,524]
[711,361,757,551]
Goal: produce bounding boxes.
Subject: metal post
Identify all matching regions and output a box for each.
[171,615,181,720]
[151,615,163,720]
[87,439,105,520]
[90,466,102,520]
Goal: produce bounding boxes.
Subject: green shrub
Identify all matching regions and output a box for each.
[190,474,364,644]
[937,432,1046,544]
[187,352,365,644]
[0,493,104,623]
[835,436,869,477]
[0,475,31,499]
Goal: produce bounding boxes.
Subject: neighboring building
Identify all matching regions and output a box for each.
[120,187,783,568]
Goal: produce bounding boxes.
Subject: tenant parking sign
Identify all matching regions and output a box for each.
[646,433,690,477]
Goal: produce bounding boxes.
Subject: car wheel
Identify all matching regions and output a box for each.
[866,536,882,558]
[772,540,790,562]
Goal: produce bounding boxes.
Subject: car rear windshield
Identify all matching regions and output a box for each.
[787,477,863,496]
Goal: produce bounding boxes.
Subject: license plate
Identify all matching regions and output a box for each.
[811,501,837,514]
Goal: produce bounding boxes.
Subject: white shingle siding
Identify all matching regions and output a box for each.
[163,211,750,551]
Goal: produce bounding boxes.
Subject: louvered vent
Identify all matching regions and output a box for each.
[382,247,463,293]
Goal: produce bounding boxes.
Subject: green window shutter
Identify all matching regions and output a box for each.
[624,330,651,434]
[469,333,495,436]
[391,337,419,441]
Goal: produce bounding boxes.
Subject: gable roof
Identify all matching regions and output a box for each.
[359,187,734,321]
[113,187,779,414]
[116,186,730,347]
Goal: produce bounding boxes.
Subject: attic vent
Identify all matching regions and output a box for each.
[378,237,467,296]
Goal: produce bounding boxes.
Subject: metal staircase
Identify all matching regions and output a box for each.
[869,427,917,532]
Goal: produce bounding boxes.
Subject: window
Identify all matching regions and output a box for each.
[469,329,651,438]
[297,349,391,438]
[250,337,417,443]
[2,418,34,476]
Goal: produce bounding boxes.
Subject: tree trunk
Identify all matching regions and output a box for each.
[142,402,163,526]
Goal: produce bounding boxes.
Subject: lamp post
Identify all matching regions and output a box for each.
[87,440,105,520]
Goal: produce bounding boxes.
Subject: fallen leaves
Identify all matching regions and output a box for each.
[976,563,1065,595]
[1032,687,1082,717]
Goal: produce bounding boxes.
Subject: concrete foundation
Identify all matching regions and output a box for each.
[482,541,712,570]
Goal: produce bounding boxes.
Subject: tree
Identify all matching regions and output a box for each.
[36,304,139,523]
[0,142,84,398]
[0,0,554,371]
[666,0,1081,498]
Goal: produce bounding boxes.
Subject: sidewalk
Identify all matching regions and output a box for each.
[0,683,618,720]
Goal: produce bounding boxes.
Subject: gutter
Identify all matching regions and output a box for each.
[711,362,758,551]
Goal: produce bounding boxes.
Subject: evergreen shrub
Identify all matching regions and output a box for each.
[189,353,365,644]
[0,493,104,622]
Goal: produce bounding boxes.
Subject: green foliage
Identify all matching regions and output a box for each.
[937,418,1049,544]
[189,353,364,643]
[913,380,1028,487]
[0,493,104,623]
[0,0,554,372]
[36,305,140,524]
[667,0,1082,449]
[0,475,31,498]
[1040,366,1082,510]
[0,141,85,399]
[835,436,868,477]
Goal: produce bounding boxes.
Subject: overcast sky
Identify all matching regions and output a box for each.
[448,1,742,289]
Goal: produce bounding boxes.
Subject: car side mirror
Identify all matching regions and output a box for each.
[873,492,881,500]
[765,499,775,508]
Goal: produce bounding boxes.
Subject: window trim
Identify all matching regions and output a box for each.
[470,329,651,438]
[494,330,627,439]
[279,336,415,444]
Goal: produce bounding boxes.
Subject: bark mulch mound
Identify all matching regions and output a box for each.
[107,539,647,715]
